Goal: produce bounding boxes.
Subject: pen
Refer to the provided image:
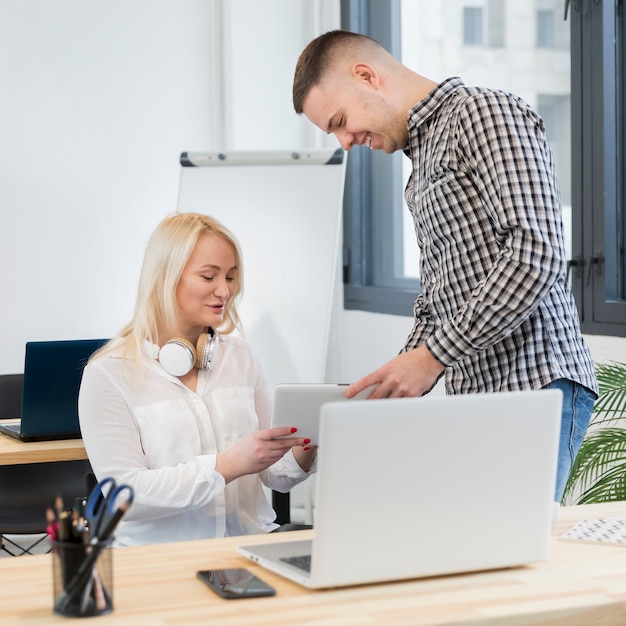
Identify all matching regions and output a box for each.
[98,499,132,542]
[46,507,59,541]
[55,494,64,519]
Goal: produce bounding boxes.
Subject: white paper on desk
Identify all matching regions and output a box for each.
[561,517,626,546]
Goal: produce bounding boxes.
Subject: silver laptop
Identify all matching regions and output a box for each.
[271,383,374,445]
[238,389,562,589]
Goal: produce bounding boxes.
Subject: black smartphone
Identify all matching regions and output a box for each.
[196,568,276,599]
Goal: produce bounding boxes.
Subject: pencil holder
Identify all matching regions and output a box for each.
[51,539,114,617]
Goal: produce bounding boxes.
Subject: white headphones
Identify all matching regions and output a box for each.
[158,328,220,377]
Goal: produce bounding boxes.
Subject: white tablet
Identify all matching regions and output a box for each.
[270,383,375,445]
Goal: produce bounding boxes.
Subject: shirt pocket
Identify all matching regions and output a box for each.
[210,387,257,447]
[133,397,200,467]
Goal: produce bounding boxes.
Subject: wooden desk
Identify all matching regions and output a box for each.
[0,422,87,465]
[1,503,625,625]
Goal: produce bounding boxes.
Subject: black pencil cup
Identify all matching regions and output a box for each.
[52,539,114,617]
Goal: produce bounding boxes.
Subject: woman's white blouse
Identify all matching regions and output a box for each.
[78,334,314,546]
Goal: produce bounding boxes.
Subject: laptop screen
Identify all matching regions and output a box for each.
[20,339,108,436]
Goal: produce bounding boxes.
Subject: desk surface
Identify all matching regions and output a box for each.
[0,422,87,465]
[1,502,626,625]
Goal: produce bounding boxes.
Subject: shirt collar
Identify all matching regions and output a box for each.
[406,77,465,131]
[143,339,160,361]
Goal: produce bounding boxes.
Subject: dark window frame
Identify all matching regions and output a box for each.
[570,0,626,336]
[341,0,418,315]
[341,0,626,337]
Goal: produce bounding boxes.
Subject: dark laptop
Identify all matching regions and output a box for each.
[0,339,108,442]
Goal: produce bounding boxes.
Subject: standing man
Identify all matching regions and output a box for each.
[292,30,597,502]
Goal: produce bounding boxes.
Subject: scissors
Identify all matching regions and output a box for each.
[85,477,134,541]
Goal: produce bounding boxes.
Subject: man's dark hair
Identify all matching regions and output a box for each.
[292,30,380,114]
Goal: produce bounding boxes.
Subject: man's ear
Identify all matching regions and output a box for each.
[352,63,380,89]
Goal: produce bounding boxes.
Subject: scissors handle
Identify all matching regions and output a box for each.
[99,486,134,540]
[85,477,115,536]
[86,478,134,540]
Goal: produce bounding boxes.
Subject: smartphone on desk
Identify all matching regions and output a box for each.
[197,568,276,599]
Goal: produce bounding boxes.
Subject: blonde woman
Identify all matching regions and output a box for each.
[79,212,316,546]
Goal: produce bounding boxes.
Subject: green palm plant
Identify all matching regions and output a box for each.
[562,362,626,504]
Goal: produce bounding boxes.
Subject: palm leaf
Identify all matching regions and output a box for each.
[591,362,626,426]
[576,465,626,504]
[563,429,626,502]
[563,362,626,504]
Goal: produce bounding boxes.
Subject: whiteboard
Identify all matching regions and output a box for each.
[176,149,345,391]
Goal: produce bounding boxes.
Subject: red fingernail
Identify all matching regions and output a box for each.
[303,438,311,445]
[303,446,310,451]
[290,427,297,433]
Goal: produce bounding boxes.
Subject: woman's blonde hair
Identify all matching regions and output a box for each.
[96,212,243,370]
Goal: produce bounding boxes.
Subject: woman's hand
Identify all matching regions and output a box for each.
[292,444,317,472]
[215,427,311,483]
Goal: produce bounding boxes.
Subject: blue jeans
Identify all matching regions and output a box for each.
[543,379,596,503]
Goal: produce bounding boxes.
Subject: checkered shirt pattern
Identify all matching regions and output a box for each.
[403,77,597,396]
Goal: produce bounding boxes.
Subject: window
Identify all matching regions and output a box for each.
[463,1,505,48]
[537,9,556,48]
[341,0,626,337]
[341,0,414,314]
[570,0,626,335]
[537,94,572,261]
[463,6,485,45]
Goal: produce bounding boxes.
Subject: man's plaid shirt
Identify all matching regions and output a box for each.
[403,77,597,396]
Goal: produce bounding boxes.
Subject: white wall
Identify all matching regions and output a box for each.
[0,0,337,374]
[583,335,626,366]
[0,0,217,373]
[220,1,338,150]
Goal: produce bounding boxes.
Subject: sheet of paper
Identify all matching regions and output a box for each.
[561,517,626,546]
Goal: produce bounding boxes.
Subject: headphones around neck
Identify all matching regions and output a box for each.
[158,328,219,377]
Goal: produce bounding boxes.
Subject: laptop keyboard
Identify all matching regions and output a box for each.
[280,555,311,573]
[0,422,21,435]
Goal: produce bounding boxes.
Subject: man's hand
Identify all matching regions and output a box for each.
[345,344,445,399]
